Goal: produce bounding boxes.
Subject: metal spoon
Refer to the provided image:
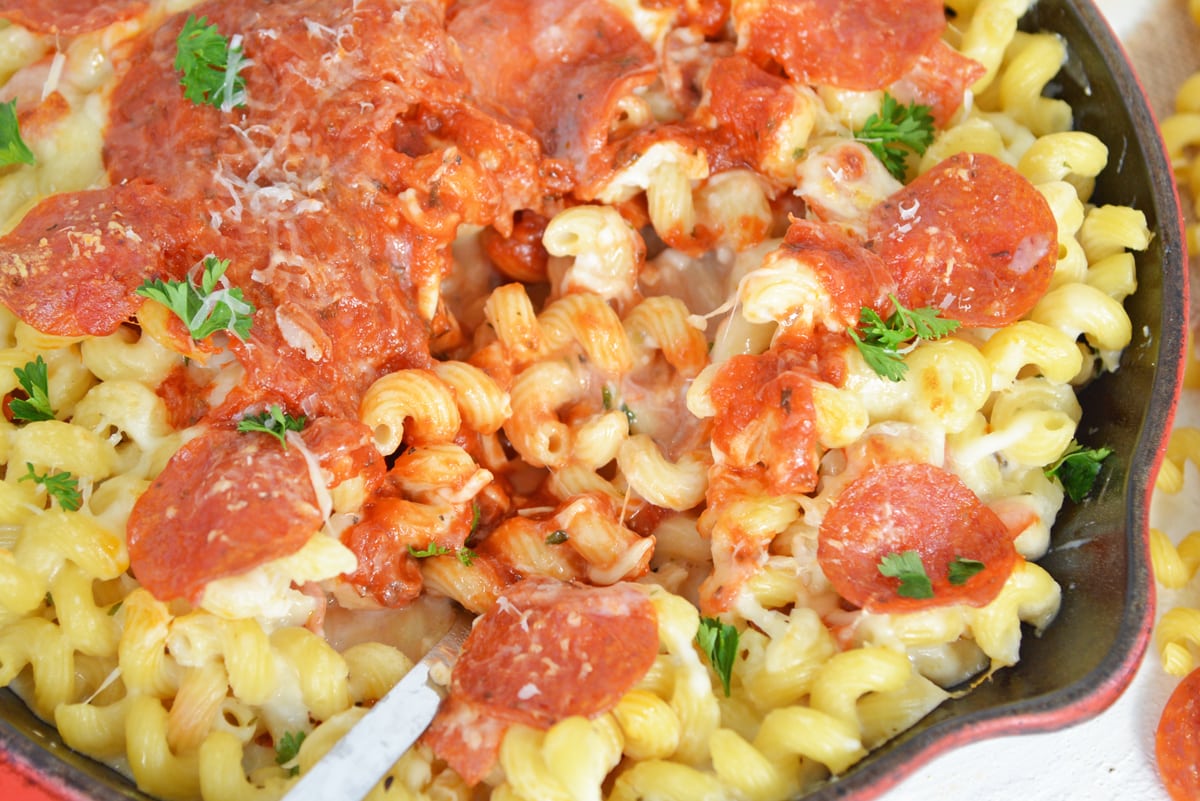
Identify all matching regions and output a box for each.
[283,617,470,800]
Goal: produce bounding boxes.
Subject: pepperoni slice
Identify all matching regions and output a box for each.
[0,0,147,35]
[447,0,654,183]
[778,218,897,328]
[867,151,1058,327]
[818,462,1018,613]
[736,0,947,90]
[425,579,658,784]
[1157,666,1200,800]
[0,182,200,337]
[890,40,988,127]
[127,428,323,603]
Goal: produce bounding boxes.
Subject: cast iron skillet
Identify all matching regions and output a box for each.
[0,0,1188,798]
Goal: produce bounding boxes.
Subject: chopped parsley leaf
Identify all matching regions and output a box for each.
[175,15,250,110]
[237,404,306,449]
[0,99,35,168]
[136,255,255,342]
[696,616,739,697]
[10,356,55,422]
[853,93,935,180]
[1046,442,1113,503]
[849,294,960,381]
[877,550,934,599]
[19,463,83,512]
[275,730,306,776]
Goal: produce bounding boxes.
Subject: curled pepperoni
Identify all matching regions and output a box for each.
[127,428,323,603]
[1157,666,1200,800]
[779,218,897,328]
[0,0,146,35]
[818,462,1018,613]
[425,579,658,784]
[0,182,200,337]
[867,151,1058,327]
[890,41,988,127]
[737,0,947,90]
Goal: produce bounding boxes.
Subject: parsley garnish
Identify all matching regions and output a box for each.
[1046,442,1113,503]
[19,463,83,512]
[10,356,55,422]
[621,403,637,428]
[877,550,934,599]
[136,255,255,342]
[848,294,960,381]
[275,730,306,776]
[407,542,476,566]
[601,385,614,410]
[853,93,935,180]
[545,529,569,545]
[107,600,124,616]
[469,502,482,535]
[0,99,35,168]
[408,543,449,559]
[174,15,249,110]
[948,557,986,586]
[237,404,306,449]
[696,616,739,697]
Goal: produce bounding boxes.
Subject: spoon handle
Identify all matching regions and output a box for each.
[284,618,470,800]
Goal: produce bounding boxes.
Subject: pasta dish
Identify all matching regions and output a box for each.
[0,0,1151,799]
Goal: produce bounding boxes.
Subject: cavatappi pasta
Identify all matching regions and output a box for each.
[0,0,1149,799]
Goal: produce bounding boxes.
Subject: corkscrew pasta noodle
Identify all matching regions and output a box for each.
[0,0,1152,799]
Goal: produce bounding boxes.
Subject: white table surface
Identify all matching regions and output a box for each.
[890,2,1198,799]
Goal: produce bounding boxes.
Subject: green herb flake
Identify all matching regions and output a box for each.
[947,557,986,586]
[0,99,35,168]
[408,543,450,559]
[136,255,255,342]
[275,730,306,776]
[19,463,83,512]
[236,404,306,449]
[1046,442,1113,503]
[877,550,934,599]
[10,356,55,422]
[175,14,249,110]
[621,403,637,428]
[696,616,739,697]
[545,530,569,545]
[853,93,935,181]
[850,294,960,381]
[457,547,477,567]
